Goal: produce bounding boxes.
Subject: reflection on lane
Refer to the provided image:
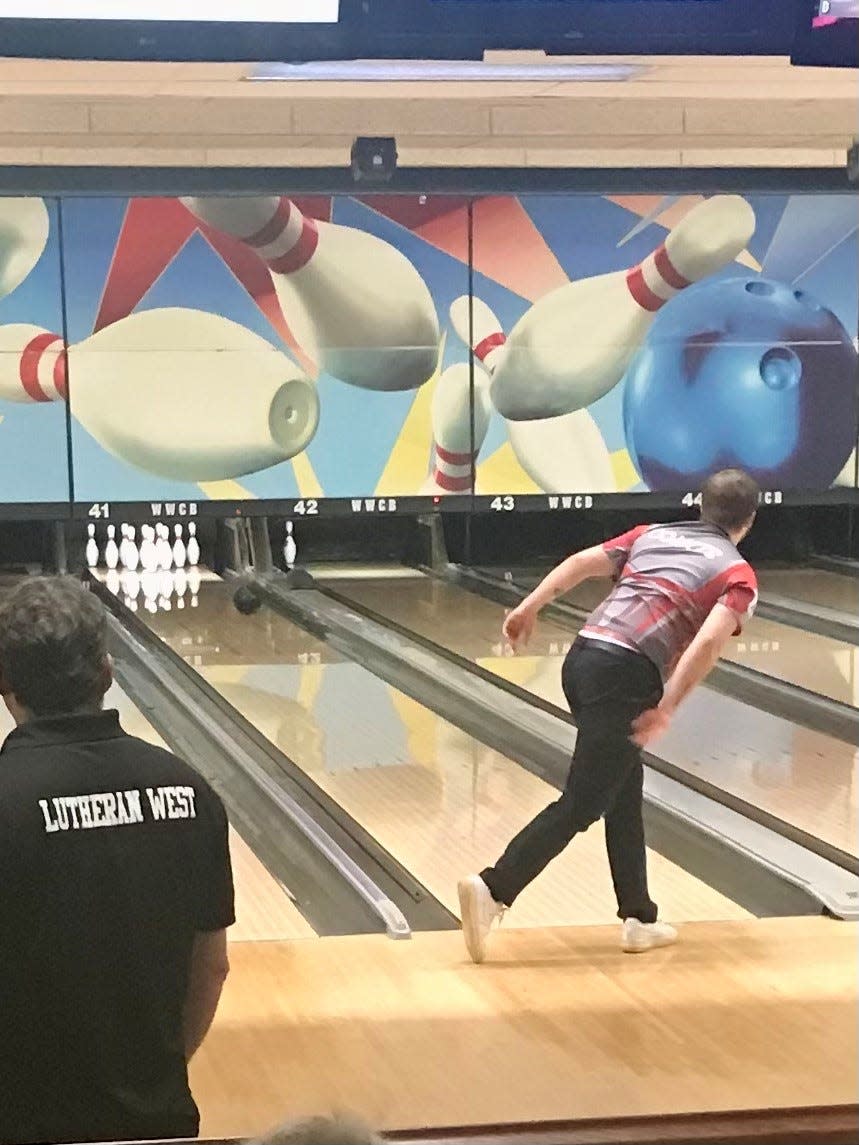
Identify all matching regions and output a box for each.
[759,568,859,614]
[141,578,749,928]
[329,574,859,859]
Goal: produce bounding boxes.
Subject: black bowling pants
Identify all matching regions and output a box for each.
[483,637,663,923]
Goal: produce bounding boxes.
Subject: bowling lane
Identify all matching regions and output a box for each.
[326,572,858,858]
[0,670,313,942]
[134,576,750,928]
[758,567,859,614]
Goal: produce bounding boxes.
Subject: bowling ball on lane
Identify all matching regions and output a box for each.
[622,277,858,491]
[233,585,262,616]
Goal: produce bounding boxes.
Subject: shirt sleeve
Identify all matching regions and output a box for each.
[192,784,236,933]
[718,563,759,636]
[602,524,649,578]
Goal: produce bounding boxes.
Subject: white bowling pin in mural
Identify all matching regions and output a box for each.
[420,362,493,495]
[449,295,616,494]
[507,414,617,494]
[180,195,440,392]
[0,324,67,403]
[483,195,756,421]
[0,197,50,302]
[0,309,320,482]
[449,295,508,376]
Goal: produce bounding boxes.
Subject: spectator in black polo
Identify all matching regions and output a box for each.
[0,577,235,1144]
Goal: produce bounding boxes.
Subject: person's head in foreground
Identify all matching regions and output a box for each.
[698,467,760,543]
[256,1113,383,1145]
[0,576,111,725]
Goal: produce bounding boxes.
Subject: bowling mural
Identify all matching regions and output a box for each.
[0,190,856,509]
[466,192,858,497]
[0,197,70,503]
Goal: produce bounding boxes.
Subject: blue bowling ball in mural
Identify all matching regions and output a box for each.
[622,277,858,490]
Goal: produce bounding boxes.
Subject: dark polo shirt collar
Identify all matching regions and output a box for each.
[1,709,124,754]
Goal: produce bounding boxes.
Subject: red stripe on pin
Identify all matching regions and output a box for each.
[625,265,666,313]
[436,443,474,467]
[245,198,293,250]
[474,332,506,362]
[269,222,319,275]
[244,198,320,275]
[20,333,63,402]
[434,469,472,493]
[54,348,68,400]
[654,244,690,291]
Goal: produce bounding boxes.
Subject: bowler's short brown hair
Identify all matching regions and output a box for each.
[700,469,760,533]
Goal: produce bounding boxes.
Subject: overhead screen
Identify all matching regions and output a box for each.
[0,0,344,58]
[0,1,338,17]
[0,0,794,58]
[358,0,793,58]
[0,192,856,519]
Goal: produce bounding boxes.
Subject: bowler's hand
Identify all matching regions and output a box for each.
[631,705,672,747]
[503,604,537,649]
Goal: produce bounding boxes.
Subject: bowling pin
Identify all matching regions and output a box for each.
[118,525,134,571]
[156,524,173,571]
[449,296,508,375]
[172,524,187,569]
[124,525,140,572]
[0,198,50,302]
[0,308,320,482]
[181,195,440,393]
[420,362,493,495]
[186,522,200,568]
[480,195,756,421]
[507,414,617,494]
[104,525,119,571]
[450,295,616,494]
[283,520,297,570]
[85,524,99,569]
[139,525,158,573]
[105,568,121,597]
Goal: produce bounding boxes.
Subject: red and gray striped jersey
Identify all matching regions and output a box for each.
[580,520,758,680]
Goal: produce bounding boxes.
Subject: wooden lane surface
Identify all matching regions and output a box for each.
[190,916,859,1138]
[145,579,750,929]
[329,575,859,858]
[0,682,314,942]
